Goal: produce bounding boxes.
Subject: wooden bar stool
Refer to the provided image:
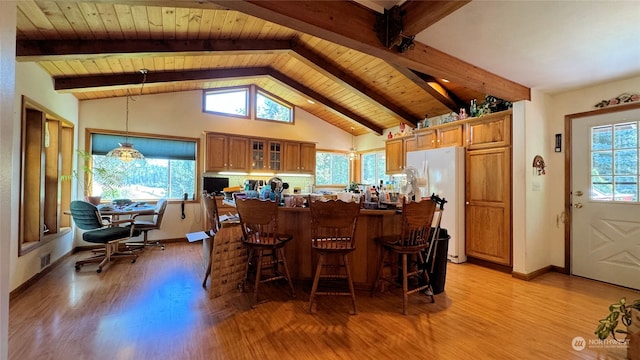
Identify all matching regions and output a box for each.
[201,192,222,288]
[307,197,362,314]
[371,197,437,315]
[235,197,295,307]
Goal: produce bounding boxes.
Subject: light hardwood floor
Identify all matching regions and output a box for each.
[9,242,639,360]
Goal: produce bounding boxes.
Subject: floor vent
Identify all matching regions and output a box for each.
[40,253,51,269]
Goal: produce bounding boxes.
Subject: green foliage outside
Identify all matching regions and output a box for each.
[591,122,638,201]
[316,152,349,185]
[361,151,386,186]
[256,92,291,122]
[93,156,195,200]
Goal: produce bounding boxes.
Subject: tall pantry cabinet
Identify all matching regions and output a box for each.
[464,112,512,268]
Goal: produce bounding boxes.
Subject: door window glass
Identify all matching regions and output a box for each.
[591,122,638,201]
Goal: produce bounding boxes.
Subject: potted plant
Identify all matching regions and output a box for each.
[595,297,640,359]
[62,150,126,204]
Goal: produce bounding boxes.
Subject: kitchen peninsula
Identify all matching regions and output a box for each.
[214,198,402,289]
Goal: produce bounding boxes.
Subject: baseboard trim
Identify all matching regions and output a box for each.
[12,238,191,300]
[10,251,72,301]
[512,265,553,281]
[466,257,512,274]
[551,265,568,275]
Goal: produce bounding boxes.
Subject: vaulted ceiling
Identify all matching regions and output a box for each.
[15,1,531,136]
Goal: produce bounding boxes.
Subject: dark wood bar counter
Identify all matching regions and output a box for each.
[227,204,402,289]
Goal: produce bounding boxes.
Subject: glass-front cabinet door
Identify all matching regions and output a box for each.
[252,139,281,172]
[251,139,265,170]
[269,141,282,172]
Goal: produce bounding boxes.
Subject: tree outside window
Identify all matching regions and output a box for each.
[361,151,386,186]
[316,152,349,186]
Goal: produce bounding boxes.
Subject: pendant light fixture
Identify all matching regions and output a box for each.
[106,69,148,162]
[348,126,359,161]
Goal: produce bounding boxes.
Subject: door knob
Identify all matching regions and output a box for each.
[575,190,583,197]
[573,203,583,208]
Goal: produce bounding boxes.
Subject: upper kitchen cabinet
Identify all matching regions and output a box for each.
[465,112,512,150]
[205,133,249,172]
[414,123,464,150]
[385,136,416,174]
[251,139,283,172]
[283,142,316,173]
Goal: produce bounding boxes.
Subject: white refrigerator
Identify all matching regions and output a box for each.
[405,146,466,263]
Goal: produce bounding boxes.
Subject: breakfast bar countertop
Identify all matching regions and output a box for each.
[220,197,402,288]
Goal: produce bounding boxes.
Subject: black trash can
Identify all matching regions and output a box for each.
[425,228,450,295]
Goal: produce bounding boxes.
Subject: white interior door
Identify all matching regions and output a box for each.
[572,107,640,290]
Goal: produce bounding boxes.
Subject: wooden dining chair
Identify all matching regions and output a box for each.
[371,197,437,315]
[235,196,295,307]
[201,192,222,288]
[307,197,362,314]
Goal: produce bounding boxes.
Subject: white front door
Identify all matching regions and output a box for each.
[571,107,640,290]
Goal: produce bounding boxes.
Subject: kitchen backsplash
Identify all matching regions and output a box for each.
[225,174,315,193]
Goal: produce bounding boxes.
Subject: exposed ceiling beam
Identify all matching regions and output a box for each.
[49,0,227,10]
[268,68,383,135]
[16,39,291,61]
[390,64,465,112]
[289,40,418,127]
[17,36,415,128]
[54,68,384,134]
[54,68,273,91]
[212,0,530,102]
[399,1,471,36]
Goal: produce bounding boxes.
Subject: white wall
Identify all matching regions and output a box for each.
[79,91,355,242]
[513,90,553,274]
[546,74,640,267]
[9,62,79,292]
[0,3,16,358]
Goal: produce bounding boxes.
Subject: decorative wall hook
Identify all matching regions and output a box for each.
[533,155,546,175]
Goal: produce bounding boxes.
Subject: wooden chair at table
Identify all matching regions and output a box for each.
[371,197,437,315]
[201,192,222,288]
[235,196,295,307]
[307,196,362,314]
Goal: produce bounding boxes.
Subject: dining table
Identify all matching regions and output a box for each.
[96,203,156,220]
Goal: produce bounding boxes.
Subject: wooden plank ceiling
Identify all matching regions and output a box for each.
[15,0,530,136]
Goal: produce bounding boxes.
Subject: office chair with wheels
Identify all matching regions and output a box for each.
[129,199,168,250]
[69,200,140,273]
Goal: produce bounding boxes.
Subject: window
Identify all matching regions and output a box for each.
[361,151,386,186]
[256,90,293,123]
[203,86,294,123]
[591,122,638,202]
[90,132,198,201]
[316,151,349,186]
[203,87,249,117]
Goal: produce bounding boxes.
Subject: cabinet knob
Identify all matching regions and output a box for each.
[466,202,470,205]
